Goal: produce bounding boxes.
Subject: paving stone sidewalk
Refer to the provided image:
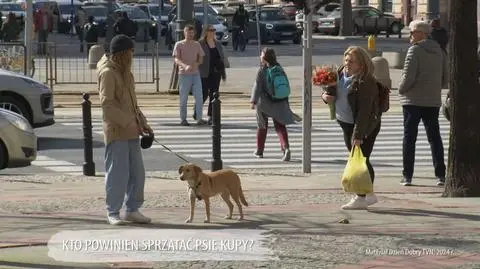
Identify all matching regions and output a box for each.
[1,172,479,269]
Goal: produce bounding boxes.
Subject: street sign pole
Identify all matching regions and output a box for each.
[105,0,115,52]
[203,0,208,29]
[254,0,261,62]
[302,0,313,173]
[158,0,163,43]
[24,0,33,75]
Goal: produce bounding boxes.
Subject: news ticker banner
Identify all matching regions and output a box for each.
[47,229,278,262]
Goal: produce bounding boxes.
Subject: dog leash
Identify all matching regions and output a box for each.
[153,138,190,163]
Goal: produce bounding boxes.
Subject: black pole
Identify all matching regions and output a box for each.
[211,92,222,171]
[82,93,95,176]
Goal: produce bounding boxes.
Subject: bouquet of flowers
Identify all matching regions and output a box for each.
[312,65,338,120]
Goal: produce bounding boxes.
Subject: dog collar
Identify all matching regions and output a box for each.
[189,182,202,201]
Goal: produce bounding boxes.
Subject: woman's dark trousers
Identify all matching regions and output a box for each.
[338,120,381,184]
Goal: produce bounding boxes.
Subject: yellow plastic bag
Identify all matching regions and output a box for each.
[341,145,373,194]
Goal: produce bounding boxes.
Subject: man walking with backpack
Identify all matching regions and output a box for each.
[250,47,301,161]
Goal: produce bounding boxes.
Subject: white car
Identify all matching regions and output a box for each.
[169,13,230,45]
[0,108,36,169]
[295,3,340,31]
[0,69,54,128]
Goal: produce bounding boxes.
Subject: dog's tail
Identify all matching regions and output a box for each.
[239,185,248,207]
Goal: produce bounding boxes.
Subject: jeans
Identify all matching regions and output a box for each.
[179,73,203,121]
[338,120,381,184]
[402,105,445,180]
[105,139,146,217]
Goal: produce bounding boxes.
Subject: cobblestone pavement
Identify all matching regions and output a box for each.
[1,172,480,269]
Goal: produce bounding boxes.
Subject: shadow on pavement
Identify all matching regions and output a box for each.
[0,178,52,184]
[38,137,104,151]
[367,208,480,222]
[0,214,283,230]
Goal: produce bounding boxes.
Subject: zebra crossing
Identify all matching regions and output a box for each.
[56,111,451,175]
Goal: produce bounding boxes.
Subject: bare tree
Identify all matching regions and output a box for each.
[443,0,480,197]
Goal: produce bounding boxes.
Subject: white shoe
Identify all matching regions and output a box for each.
[366,193,378,206]
[341,195,368,210]
[125,211,152,224]
[107,215,124,225]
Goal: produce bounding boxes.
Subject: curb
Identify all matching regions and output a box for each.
[51,91,247,96]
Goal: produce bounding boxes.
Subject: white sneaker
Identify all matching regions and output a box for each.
[125,211,152,224]
[107,215,124,225]
[341,195,368,210]
[366,193,378,206]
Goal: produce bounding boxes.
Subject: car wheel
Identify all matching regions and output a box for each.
[293,37,301,44]
[0,140,8,169]
[0,96,32,123]
[390,22,401,34]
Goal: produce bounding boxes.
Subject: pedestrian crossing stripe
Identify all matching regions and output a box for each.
[54,113,451,175]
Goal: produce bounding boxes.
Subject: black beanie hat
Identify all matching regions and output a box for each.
[109,34,134,54]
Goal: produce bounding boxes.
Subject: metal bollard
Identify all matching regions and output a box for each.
[211,91,222,171]
[82,93,95,176]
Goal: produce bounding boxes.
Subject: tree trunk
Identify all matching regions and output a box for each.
[339,0,353,36]
[443,0,480,197]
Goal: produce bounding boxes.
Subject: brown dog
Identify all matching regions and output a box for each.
[178,163,248,223]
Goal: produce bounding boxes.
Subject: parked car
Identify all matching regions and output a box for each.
[317,5,403,35]
[0,69,54,128]
[246,7,301,44]
[167,3,227,27]
[56,0,83,34]
[295,2,340,31]
[0,108,36,169]
[265,3,297,20]
[135,3,172,36]
[168,13,230,45]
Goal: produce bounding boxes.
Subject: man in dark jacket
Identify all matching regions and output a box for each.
[113,12,137,39]
[429,19,448,52]
[399,20,449,187]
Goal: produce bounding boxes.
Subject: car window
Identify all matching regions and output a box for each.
[259,9,287,20]
[84,7,107,17]
[324,4,339,12]
[365,9,381,17]
[195,14,220,25]
[149,5,171,16]
[0,3,23,12]
[138,5,148,14]
[328,8,341,17]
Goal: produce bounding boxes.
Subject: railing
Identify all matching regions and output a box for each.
[31,41,161,92]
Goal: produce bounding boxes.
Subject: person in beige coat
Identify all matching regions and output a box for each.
[97,34,153,225]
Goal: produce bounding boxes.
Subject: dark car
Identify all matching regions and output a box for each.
[246,7,301,44]
[317,6,403,35]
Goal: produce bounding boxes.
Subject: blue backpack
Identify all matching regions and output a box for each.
[265,65,290,101]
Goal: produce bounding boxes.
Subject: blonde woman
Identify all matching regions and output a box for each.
[321,46,382,210]
[196,24,229,124]
[97,34,153,225]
